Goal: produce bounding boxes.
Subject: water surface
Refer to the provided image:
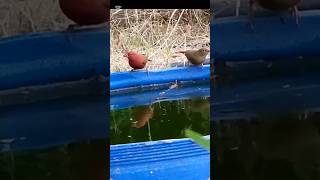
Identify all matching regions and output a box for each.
[0,139,108,180]
[0,85,108,180]
[110,97,210,145]
[213,60,320,180]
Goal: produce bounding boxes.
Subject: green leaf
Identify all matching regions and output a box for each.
[185,129,210,151]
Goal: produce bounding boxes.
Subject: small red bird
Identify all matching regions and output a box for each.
[59,0,108,26]
[124,51,151,70]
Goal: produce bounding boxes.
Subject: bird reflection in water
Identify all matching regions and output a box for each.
[187,97,210,120]
[131,81,181,129]
[131,105,154,129]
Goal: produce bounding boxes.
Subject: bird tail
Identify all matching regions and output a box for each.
[171,54,183,58]
[175,51,186,54]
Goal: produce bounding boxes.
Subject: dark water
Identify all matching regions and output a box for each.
[110,97,210,145]
[213,60,320,180]
[213,112,320,180]
[0,139,108,180]
[0,88,108,180]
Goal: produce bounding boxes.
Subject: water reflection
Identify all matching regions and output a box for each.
[0,139,108,180]
[213,59,320,179]
[0,89,108,179]
[110,97,210,145]
[214,111,320,180]
[131,105,154,129]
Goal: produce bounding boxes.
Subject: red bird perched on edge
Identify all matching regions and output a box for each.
[124,51,152,71]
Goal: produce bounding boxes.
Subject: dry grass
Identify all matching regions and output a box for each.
[0,0,71,38]
[110,9,210,72]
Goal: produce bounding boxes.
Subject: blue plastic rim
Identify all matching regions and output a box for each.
[0,27,108,90]
[0,27,109,152]
[212,10,320,62]
[211,10,320,121]
[212,0,320,17]
[110,65,210,91]
[213,72,320,121]
[111,82,210,110]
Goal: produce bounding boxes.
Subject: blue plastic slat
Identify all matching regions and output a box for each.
[110,138,210,180]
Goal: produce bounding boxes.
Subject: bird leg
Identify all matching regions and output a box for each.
[64,24,83,43]
[64,24,80,43]
[247,0,255,30]
[292,5,300,25]
[67,24,81,31]
[145,64,150,76]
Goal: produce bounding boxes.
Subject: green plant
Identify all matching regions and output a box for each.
[185,129,210,151]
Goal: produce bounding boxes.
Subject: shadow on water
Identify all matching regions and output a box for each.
[213,58,320,179]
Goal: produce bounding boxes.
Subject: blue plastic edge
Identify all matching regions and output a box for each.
[0,27,108,90]
[212,10,320,62]
[0,28,109,151]
[111,83,210,110]
[213,73,320,121]
[110,65,210,90]
[0,97,108,152]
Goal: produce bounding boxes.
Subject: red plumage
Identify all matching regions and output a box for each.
[59,0,108,26]
[124,51,150,70]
